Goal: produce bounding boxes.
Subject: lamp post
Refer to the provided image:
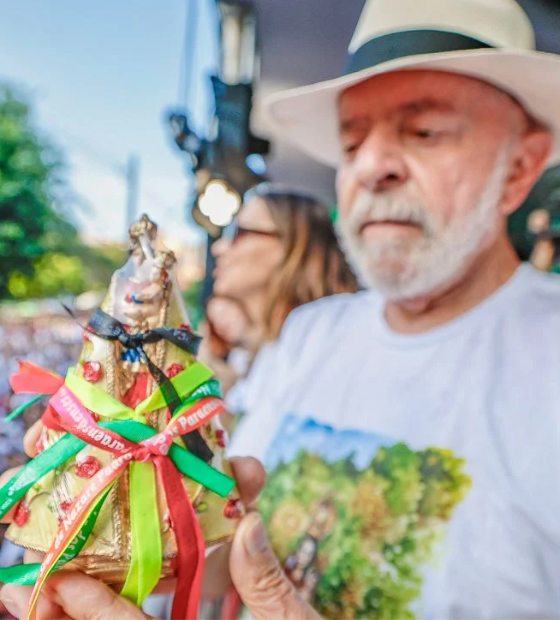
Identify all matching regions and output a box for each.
[168,0,269,306]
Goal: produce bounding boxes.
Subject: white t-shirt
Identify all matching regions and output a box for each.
[227,263,560,619]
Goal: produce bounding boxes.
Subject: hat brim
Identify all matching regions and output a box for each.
[264,49,560,168]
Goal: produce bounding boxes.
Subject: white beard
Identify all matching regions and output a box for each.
[336,153,509,300]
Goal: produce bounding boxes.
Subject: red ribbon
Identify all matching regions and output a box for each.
[10,361,64,395]
[155,457,205,619]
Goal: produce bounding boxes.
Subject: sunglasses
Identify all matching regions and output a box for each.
[224,224,281,243]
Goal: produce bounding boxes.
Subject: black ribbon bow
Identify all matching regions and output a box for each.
[71,307,213,463]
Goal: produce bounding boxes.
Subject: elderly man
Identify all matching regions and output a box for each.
[3,0,560,618]
[227,0,560,616]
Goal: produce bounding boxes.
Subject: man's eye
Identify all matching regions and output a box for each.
[414,128,438,139]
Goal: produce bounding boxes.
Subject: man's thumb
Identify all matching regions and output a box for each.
[229,511,321,620]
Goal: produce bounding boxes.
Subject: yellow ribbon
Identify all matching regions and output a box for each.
[65,362,215,422]
[120,461,162,606]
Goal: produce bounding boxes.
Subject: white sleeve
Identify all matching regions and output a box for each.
[226,342,285,460]
[224,376,248,416]
[225,309,306,460]
[225,343,278,416]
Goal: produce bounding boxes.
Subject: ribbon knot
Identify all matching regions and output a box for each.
[133,446,155,463]
[117,331,157,349]
[59,306,214,463]
[75,307,212,463]
[117,330,134,347]
[136,430,174,461]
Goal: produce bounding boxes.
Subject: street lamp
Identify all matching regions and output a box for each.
[198,179,242,227]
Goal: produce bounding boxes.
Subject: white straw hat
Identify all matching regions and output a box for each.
[265,0,560,168]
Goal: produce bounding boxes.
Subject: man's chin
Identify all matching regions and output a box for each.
[363,255,411,280]
[356,260,412,292]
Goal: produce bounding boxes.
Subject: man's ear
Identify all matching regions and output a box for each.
[500,128,553,217]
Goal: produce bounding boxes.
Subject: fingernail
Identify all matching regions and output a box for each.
[244,513,268,556]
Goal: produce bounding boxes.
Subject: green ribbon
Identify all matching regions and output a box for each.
[172,380,222,417]
[4,394,45,423]
[0,433,82,517]
[0,360,231,609]
[0,490,111,587]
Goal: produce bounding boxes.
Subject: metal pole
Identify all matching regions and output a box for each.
[125,154,140,233]
[201,232,219,309]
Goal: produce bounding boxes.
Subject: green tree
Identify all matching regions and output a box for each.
[0,85,127,300]
[0,84,74,298]
[6,243,126,299]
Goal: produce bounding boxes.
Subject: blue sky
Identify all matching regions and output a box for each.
[0,1,218,244]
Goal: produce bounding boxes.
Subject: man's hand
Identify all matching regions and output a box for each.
[0,422,320,619]
[0,572,153,620]
[0,452,266,615]
[0,513,322,620]
[0,453,267,591]
[198,456,267,599]
[230,511,322,620]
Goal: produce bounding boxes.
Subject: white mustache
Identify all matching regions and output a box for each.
[348,192,435,236]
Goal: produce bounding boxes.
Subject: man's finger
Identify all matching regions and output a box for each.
[230,512,321,620]
[24,419,43,457]
[0,584,70,620]
[1,571,153,620]
[230,457,266,508]
[0,466,23,490]
[47,571,152,620]
[0,466,23,523]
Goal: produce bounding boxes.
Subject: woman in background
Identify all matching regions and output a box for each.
[204,183,358,416]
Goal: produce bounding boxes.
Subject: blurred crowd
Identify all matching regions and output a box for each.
[0,313,83,470]
[0,312,83,605]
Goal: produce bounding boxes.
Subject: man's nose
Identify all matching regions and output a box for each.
[353,129,409,193]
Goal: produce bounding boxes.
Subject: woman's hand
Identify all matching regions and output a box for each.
[197,321,240,395]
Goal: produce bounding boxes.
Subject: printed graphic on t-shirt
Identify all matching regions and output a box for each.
[259,415,472,620]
